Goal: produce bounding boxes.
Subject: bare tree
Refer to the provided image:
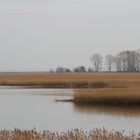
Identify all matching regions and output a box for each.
[134,51,140,72]
[105,54,115,72]
[87,67,93,72]
[115,50,140,72]
[56,67,71,73]
[90,54,103,72]
[115,55,122,72]
[56,67,64,73]
[126,51,136,72]
[73,66,86,72]
[119,51,127,72]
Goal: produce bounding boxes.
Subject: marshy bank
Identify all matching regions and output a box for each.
[74,102,140,117]
[73,88,140,105]
[0,128,139,140]
[1,72,140,105]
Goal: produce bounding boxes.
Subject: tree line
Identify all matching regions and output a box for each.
[50,49,140,72]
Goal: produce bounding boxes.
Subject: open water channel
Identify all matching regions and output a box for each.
[0,87,140,133]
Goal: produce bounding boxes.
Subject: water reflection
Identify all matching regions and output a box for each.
[74,103,140,117]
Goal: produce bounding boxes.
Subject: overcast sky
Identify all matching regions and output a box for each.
[0,0,140,71]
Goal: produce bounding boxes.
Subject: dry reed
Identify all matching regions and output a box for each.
[74,88,140,104]
[0,72,140,88]
[74,102,140,117]
[0,128,139,140]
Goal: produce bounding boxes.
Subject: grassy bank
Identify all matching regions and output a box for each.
[0,72,140,88]
[74,88,140,104]
[0,128,139,140]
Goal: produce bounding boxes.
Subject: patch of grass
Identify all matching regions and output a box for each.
[0,128,139,140]
[74,88,140,104]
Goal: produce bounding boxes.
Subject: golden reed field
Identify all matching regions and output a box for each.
[0,72,140,104]
[0,72,140,88]
[0,128,139,140]
[74,87,140,104]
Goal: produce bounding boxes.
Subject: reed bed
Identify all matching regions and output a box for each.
[74,102,140,117]
[0,72,140,88]
[0,128,139,140]
[74,88,140,104]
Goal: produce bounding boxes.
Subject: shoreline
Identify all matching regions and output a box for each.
[0,72,140,105]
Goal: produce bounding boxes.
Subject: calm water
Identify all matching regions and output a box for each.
[0,87,140,133]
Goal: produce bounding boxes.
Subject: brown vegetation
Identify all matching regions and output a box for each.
[74,102,140,117]
[0,72,140,88]
[0,128,139,140]
[74,88,140,104]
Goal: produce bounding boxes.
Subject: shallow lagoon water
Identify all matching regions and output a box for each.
[0,87,140,133]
